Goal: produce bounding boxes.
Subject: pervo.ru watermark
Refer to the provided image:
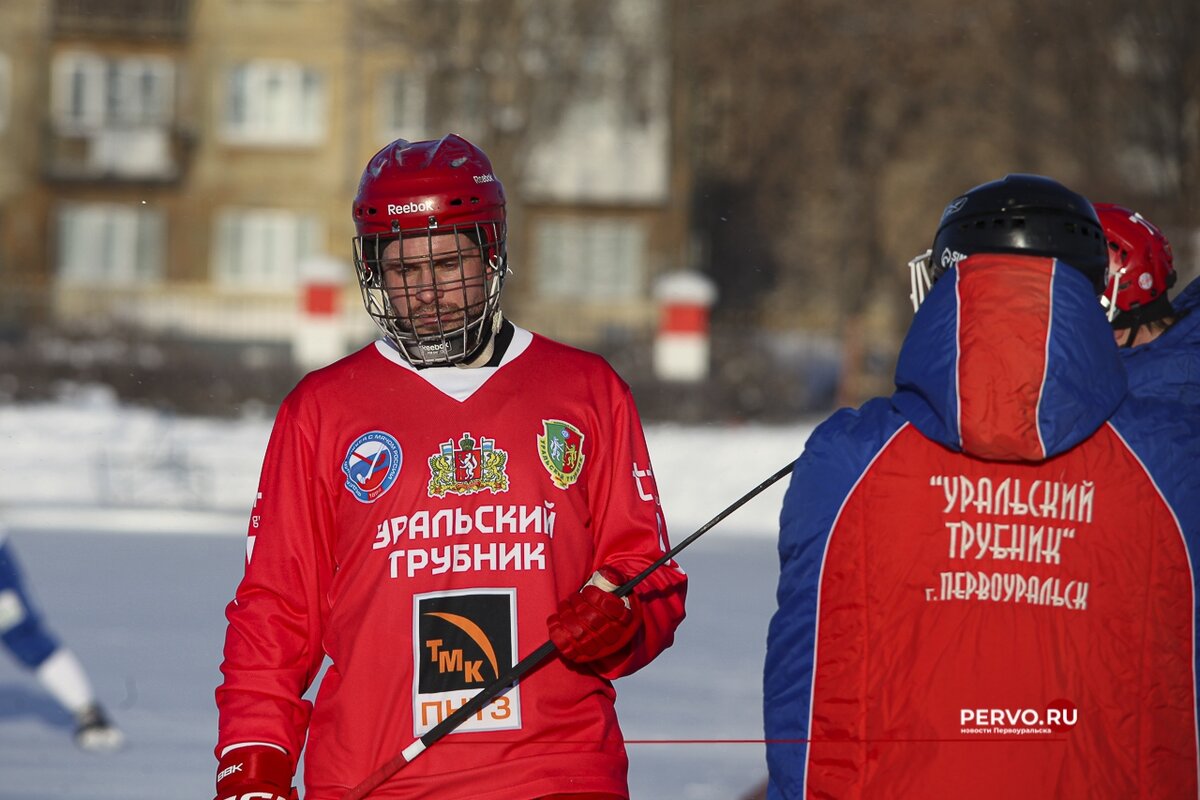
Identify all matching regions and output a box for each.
[960,703,1077,735]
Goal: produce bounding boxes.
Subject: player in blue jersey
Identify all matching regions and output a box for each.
[0,525,123,751]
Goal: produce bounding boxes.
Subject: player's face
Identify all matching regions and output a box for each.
[380,232,488,336]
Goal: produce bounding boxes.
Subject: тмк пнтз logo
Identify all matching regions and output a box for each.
[412,589,520,736]
[417,592,513,692]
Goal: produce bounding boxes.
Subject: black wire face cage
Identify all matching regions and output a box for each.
[353,221,507,366]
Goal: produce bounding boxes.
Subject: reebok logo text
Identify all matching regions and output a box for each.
[388,201,433,215]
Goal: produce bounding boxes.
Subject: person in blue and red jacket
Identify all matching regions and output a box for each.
[213,135,686,800]
[764,174,1200,799]
[1094,202,1200,404]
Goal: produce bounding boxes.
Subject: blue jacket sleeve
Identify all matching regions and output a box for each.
[764,399,905,799]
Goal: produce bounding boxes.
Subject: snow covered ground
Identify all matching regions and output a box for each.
[0,389,819,799]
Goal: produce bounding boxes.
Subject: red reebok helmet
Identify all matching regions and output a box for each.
[1095,202,1175,324]
[352,134,508,366]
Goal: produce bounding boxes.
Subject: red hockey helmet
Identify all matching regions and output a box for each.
[352,134,508,366]
[1095,202,1175,326]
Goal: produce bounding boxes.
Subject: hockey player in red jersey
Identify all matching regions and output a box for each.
[213,134,687,800]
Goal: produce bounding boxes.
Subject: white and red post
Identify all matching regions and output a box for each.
[294,255,348,372]
[653,271,717,382]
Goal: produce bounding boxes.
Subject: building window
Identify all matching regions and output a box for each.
[222,60,325,145]
[52,52,103,128]
[113,56,175,125]
[57,202,165,286]
[0,53,10,134]
[213,208,323,288]
[534,218,646,300]
[51,52,175,131]
[378,70,427,142]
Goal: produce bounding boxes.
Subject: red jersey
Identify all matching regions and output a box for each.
[216,328,687,799]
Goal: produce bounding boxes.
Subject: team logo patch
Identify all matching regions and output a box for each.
[537,420,586,489]
[341,431,403,503]
[427,432,509,497]
[413,589,520,736]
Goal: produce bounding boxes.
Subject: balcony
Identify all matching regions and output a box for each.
[52,0,191,41]
[43,123,196,185]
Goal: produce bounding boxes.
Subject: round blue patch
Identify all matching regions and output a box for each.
[342,431,403,503]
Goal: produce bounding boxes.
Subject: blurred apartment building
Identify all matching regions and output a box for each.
[0,0,688,376]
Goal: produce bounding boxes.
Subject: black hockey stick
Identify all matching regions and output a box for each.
[342,459,796,800]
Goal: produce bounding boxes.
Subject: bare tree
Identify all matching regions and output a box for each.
[353,0,1200,412]
[677,0,1200,408]
[1090,0,1200,277]
[352,0,660,194]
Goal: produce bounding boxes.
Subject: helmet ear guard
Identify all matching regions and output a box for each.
[353,236,387,290]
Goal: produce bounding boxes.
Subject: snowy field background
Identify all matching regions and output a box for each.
[0,387,818,800]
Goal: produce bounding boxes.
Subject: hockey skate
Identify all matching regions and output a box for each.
[74,703,125,753]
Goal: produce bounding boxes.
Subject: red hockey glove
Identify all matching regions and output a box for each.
[214,744,298,800]
[548,566,642,663]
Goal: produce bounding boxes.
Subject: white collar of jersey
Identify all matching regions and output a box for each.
[372,325,534,402]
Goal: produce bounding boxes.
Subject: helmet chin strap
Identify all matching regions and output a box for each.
[456,256,508,368]
[457,311,505,369]
[1113,294,1174,349]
